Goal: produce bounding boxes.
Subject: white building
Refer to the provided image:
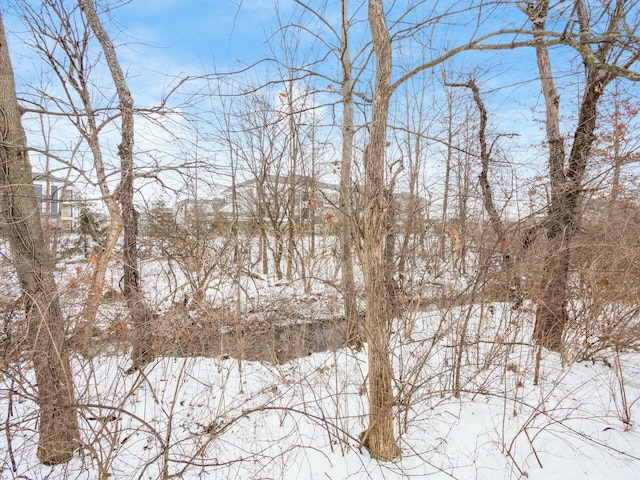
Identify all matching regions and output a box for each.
[32,172,76,229]
[218,175,340,224]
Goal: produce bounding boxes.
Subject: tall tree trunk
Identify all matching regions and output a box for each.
[610,83,622,202]
[398,101,423,276]
[359,0,401,461]
[286,176,296,282]
[286,85,298,281]
[81,0,154,368]
[70,48,123,327]
[528,0,567,350]
[456,140,471,274]
[528,0,617,350]
[0,14,79,464]
[309,130,316,259]
[78,86,124,327]
[440,94,453,260]
[339,0,360,346]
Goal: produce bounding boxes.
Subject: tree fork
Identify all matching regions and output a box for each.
[527,0,629,350]
[80,0,155,369]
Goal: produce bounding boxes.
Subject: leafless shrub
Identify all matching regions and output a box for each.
[567,201,640,357]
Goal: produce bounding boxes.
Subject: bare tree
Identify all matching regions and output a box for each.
[394,80,431,278]
[0,13,79,464]
[358,0,401,461]
[448,79,521,306]
[231,91,290,279]
[526,0,640,351]
[15,0,124,328]
[592,80,640,203]
[289,0,364,345]
[80,0,154,369]
[338,0,361,346]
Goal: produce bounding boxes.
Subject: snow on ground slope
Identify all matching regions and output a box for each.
[1,303,639,480]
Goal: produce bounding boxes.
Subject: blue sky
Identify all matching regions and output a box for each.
[110,1,276,73]
[4,1,287,106]
[4,0,636,213]
[3,1,555,128]
[2,1,288,201]
[0,1,551,209]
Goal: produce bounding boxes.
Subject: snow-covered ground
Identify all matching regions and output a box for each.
[2,301,639,480]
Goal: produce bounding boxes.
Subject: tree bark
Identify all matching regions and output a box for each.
[359,0,401,461]
[286,85,298,281]
[81,0,154,369]
[339,0,360,347]
[440,94,453,260]
[528,0,567,350]
[528,0,618,350]
[0,14,79,464]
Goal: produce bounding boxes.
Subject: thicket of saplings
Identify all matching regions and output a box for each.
[2,194,636,366]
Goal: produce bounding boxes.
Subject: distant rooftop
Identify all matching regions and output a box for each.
[32,172,71,184]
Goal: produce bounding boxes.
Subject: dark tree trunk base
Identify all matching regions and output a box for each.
[533,302,566,352]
